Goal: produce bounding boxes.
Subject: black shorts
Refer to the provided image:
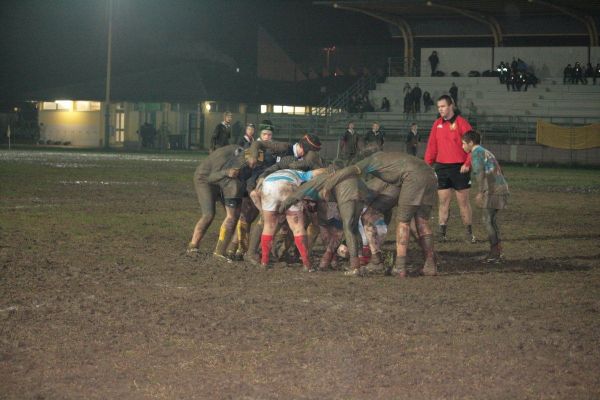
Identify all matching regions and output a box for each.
[434,163,471,190]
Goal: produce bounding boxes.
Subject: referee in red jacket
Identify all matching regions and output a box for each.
[424,95,476,243]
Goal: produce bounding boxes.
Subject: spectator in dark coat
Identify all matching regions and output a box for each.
[411,84,422,113]
[428,51,439,76]
[449,82,459,105]
[210,111,233,151]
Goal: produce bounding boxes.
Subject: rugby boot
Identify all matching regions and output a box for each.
[246,251,262,266]
[365,251,385,273]
[422,258,438,276]
[344,257,366,277]
[185,243,201,257]
[482,242,504,264]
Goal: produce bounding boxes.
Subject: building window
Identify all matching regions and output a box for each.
[260,105,268,114]
[55,100,73,111]
[273,105,283,113]
[75,101,101,111]
[115,111,125,142]
[42,102,57,110]
[294,106,306,115]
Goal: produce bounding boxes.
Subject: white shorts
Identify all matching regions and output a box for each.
[261,180,303,212]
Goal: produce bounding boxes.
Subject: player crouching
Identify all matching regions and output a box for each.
[258,168,327,271]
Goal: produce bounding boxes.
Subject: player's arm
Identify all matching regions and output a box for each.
[424,123,438,165]
[278,175,327,213]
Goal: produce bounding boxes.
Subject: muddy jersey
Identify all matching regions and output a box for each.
[264,169,315,186]
[366,176,401,212]
[324,151,437,207]
[250,140,323,176]
[195,144,244,182]
[470,145,509,209]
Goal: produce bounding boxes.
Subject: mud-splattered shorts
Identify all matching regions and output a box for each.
[261,180,302,212]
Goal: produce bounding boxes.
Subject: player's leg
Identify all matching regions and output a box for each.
[260,210,278,267]
[339,200,363,276]
[188,180,218,253]
[455,188,475,243]
[285,210,312,271]
[437,188,452,240]
[213,200,241,259]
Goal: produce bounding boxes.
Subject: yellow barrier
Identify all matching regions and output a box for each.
[536,120,600,150]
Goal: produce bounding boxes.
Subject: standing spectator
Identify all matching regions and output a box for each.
[405,122,419,156]
[362,93,375,112]
[497,61,508,84]
[237,123,255,149]
[423,91,434,112]
[594,63,600,85]
[428,51,439,76]
[424,95,476,243]
[340,121,361,161]
[411,83,422,113]
[573,62,585,84]
[563,64,573,84]
[364,121,384,149]
[210,111,233,151]
[585,62,594,84]
[510,57,518,72]
[449,82,459,105]
[380,97,390,112]
[506,72,516,91]
[403,84,412,118]
[139,122,157,148]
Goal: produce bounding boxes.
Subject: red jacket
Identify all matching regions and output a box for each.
[424,114,472,167]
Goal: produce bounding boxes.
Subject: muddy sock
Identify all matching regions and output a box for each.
[439,224,447,237]
[466,225,473,235]
[261,234,273,265]
[419,234,435,262]
[214,226,234,256]
[248,221,263,256]
[237,220,249,253]
[395,256,407,271]
[293,235,310,267]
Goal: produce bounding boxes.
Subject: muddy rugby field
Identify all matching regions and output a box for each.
[1,149,599,399]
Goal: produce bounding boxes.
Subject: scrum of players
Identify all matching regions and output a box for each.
[186,119,503,278]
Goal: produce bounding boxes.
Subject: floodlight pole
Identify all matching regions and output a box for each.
[104,0,113,150]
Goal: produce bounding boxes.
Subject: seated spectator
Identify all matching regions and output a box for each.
[423,91,434,112]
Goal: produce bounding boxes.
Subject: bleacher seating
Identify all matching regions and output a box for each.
[326,76,600,146]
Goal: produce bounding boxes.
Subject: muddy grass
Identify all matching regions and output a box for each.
[1,150,599,399]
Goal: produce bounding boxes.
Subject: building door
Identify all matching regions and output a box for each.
[115,111,125,142]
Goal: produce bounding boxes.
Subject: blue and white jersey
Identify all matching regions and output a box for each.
[264,169,314,186]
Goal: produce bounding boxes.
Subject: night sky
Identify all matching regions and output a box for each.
[0,0,390,100]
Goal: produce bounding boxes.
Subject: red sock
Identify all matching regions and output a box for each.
[261,234,273,264]
[294,235,310,266]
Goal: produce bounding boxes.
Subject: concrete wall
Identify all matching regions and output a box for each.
[591,47,600,65]
[39,109,102,147]
[420,48,493,77]
[317,139,600,166]
[421,47,590,78]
